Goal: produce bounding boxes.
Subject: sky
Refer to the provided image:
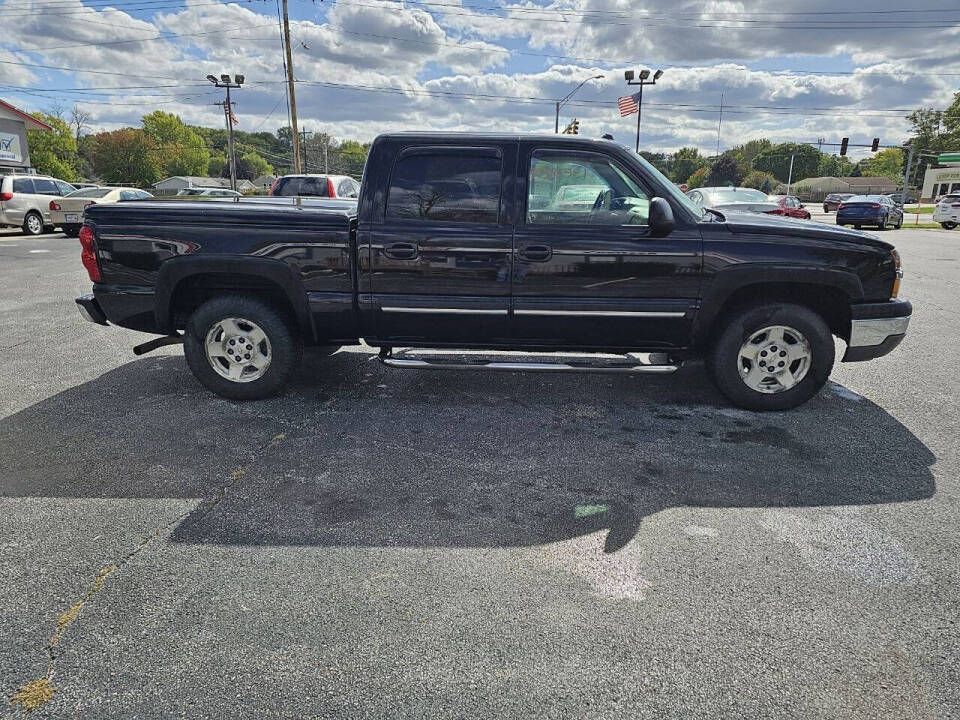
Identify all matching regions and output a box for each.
[1,0,959,161]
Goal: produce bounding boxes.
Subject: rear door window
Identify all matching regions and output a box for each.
[386,150,501,223]
[12,178,35,193]
[33,178,59,195]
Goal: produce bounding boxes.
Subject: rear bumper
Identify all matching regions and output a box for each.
[75,293,108,325]
[842,298,912,362]
[77,284,160,333]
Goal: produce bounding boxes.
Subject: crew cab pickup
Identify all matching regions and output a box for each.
[75,133,911,410]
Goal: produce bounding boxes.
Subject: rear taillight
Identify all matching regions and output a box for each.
[952,203,960,208]
[869,203,881,209]
[891,248,902,299]
[0,191,12,201]
[327,178,335,197]
[268,178,280,196]
[78,225,101,283]
[50,200,61,211]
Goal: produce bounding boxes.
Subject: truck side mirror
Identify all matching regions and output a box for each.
[649,197,675,236]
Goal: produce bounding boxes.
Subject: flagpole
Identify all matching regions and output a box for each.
[635,84,643,153]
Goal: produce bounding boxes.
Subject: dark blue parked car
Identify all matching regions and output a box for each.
[836,194,903,231]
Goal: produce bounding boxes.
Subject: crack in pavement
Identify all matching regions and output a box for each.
[7,432,286,715]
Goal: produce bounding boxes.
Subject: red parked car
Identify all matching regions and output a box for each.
[767,195,811,219]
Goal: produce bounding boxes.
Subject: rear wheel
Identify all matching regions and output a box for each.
[878,215,889,230]
[22,212,43,236]
[706,302,835,411]
[942,222,958,230]
[62,224,81,237]
[183,295,302,400]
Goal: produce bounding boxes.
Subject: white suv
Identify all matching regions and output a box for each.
[933,193,960,230]
[0,174,77,235]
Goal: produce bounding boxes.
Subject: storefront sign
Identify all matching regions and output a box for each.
[0,131,22,163]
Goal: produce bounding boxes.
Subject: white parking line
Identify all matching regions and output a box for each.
[29,249,50,254]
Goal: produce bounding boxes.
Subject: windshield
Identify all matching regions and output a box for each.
[630,153,704,218]
[66,188,112,198]
[703,188,769,204]
[847,195,884,203]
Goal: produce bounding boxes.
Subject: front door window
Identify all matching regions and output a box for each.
[527,151,650,226]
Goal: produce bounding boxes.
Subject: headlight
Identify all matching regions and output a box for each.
[891,248,902,298]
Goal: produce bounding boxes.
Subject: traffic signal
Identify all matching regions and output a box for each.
[840,137,849,156]
[562,118,580,135]
[871,137,880,152]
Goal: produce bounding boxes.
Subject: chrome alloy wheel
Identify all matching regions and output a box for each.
[737,325,812,394]
[205,317,272,383]
[25,214,42,234]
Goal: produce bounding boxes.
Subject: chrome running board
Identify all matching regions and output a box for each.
[377,347,680,374]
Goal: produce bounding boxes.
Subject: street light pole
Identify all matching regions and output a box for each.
[207,74,244,191]
[624,69,663,153]
[554,75,603,133]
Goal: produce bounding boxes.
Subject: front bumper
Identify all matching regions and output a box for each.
[842,298,912,362]
[76,293,108,325]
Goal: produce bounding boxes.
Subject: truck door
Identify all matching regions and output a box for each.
[511,144,701,349]
[365,144,514,345]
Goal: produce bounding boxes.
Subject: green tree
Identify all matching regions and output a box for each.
[860,147,904,182]
[26,113,79,181]
[91,129,160,186]
[817,154,855,178]
[686,166,709,189]
[334,140,370,177]
[232,151,273,180]
[752,143,820,183]
[640,151,671,176]
[707,155,741,186]
[208,153,227,177]
[671,147,708,184]
[141,110,209,178]
[741,170,779,193]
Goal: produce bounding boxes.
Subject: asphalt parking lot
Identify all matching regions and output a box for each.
[1,226,958,718]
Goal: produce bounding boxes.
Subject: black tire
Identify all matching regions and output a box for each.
[62,225,81,237]
[706,302,835,411]
[22,211,44,236]
[854,224,861,230]
[878,215,888,230]
[183,295,302,400]
[942,222,958,230]
[823,205,829,213]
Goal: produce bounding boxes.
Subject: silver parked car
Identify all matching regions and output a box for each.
[686,186,781,215]
[0,174,77,235]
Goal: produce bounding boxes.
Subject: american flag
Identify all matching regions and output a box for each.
[229,107,239,126]
[618,92,640,117]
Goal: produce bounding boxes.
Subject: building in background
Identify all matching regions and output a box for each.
[782,175,898,202]
[252,174,278,194]
[920,154,960,200]
[0,99,53,174]
[152,176,256,195]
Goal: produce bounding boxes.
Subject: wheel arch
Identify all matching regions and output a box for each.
[694,265,862,348]
[156,256,314,342]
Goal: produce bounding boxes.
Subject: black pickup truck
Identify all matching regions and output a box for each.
[75,133,910,410]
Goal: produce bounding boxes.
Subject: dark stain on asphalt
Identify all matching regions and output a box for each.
[431,498,458,520]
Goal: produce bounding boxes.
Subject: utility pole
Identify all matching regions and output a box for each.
[323,139,328,173]
[206,74,244,191]
[786,153,795,196]
[624,69,663,153]
[716,93,723,156]
[902,142,915,198]
[281,0,301,173]
[300,129,313,172]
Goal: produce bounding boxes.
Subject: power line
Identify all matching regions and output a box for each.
[8,21,277,52]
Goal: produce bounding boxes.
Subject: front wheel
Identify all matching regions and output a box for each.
[942,222,958,230]
[706,303,835,411]
[184,295,302,400]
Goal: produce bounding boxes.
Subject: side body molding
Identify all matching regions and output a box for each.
[155,255,314,340]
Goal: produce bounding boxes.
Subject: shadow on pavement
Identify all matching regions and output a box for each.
[0,350,936,552]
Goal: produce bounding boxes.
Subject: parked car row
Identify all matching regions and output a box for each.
[50,187,152,236]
